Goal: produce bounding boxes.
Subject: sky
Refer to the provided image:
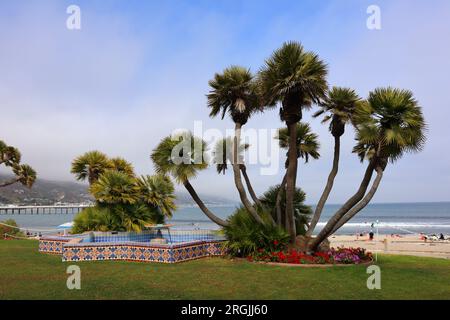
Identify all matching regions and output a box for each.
[1,0,449,203]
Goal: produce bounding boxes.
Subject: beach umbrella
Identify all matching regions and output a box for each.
[57,222,73,235]
[57,222,74,229]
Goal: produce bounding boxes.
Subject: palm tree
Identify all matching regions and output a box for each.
[212,137,261,206]
[113,204,153,232]
[0,141,36,188]
[275,122,320,226]
[137,174,177,218]
[260,185,312,236]
[276,122,320,164]
[306,87,361,236]
[310,87,426,250]
[207,66,265,224]
[151,132,229,227]
[0,141,21,166]
[258,41,328,241]
[0,164,37,188]
[110,157,135,176]
[90,170,140,205]
[71,151,112,185]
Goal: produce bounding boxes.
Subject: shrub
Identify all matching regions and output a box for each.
[250,247,372,265]
[224,207,290,257]
[0,219,24,239]
[71,164,175,234]
[260,185,312,235]
[72,204,163,233]
[330,247,372,264]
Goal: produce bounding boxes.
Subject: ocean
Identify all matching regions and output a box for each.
[3,202,450,236]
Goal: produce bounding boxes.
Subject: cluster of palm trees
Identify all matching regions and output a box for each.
[0,140,36,188]
[151,40,426,251]
[70,151,176,232]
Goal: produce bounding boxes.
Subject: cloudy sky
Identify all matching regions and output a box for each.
[1,0,449,203]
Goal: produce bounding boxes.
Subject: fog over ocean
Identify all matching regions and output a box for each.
[4,202,450,236]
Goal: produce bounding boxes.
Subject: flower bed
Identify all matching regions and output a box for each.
[248,243,372,265]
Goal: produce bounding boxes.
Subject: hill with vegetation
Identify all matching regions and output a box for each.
[0,174,234,206]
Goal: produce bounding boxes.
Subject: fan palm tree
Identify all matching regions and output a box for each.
[110,157,135,176]
[0,140,36,188]
[306,87,361,236]
[90,170,140,205]
[261,185,312,236]
[275,122,320,226]
[0,164,37,188]
[151,132,229,227]
[276,122,320,164]
[311,87,426,250]
[207,66,265,224]
[71,151,112,185]
[258,41,328,241]
[0,141,21,166]
[113,204,153,232]
[212,137,261,205]
[137,174,177,217]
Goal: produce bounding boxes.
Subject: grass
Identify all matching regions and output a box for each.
[1,240,449,300]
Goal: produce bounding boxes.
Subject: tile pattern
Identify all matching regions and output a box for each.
[38,238,226,263]
[38,238,70,254]
[84,230,224,244]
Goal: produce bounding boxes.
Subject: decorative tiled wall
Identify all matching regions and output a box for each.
[38,238,70,254]
[39,236,226,263]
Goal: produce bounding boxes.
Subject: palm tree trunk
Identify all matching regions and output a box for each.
[183,180,229,227]
[275,173,287,226]
[240,164,262,207]
[232,123,266,225]
[285,122,298,242]
[310,160,375,250]
[306,135,340,236]
[330,167,384,234]
[0,178,19,188]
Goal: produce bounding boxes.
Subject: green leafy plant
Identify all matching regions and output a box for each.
[0,219,25,238]
[260,185,312,236]
[224,207,290,257]
[0,140,36,188]
[71,152,177,233]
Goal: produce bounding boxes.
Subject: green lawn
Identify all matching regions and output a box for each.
[1,240,449,300]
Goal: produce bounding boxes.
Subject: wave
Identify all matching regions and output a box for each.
[316,222,450,229]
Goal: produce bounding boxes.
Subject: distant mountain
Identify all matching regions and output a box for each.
[0,174,93,205]
[0,174,236,207]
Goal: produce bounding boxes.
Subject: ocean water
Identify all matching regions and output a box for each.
[3,202,450,236]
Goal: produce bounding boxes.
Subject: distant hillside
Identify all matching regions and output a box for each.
[0,174,235,206]
[0,174,93,205]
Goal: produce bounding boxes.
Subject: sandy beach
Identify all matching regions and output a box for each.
[330,234,450,259]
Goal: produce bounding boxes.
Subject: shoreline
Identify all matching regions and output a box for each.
[329,234,450,259]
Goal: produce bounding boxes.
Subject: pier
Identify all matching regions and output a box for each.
[0,204,92,215]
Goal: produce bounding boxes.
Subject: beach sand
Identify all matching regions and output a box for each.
[329,234,450,259]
